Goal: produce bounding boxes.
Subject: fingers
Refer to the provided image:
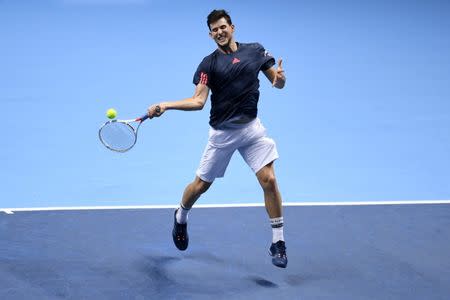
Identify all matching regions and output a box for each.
[278,58,283,69]
[147,104,163,119]
[272,58,284,87]
[276,58,285,78]
[272,58,285,88]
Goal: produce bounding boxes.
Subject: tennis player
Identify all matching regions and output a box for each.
[147,9,287,268]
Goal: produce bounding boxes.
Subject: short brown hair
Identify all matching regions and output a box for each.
[207,9,232,30]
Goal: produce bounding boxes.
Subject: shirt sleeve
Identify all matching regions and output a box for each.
[193,57,211,87]
[258,43,276,71]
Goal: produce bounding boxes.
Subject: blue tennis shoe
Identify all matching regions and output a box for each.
[269,240,288,268]
[172,209,189,251]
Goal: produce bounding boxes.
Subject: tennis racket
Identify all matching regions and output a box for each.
[98,106,160,152]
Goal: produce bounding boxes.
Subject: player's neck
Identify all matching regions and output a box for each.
[218,41,238,54]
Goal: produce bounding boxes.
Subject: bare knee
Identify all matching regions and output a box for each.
[192,177,212,195]
[260,173,277,192]
[257,165,278,192]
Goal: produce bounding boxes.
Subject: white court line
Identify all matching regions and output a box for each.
[1,200,450,214]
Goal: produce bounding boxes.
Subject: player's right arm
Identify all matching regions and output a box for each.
[147,83,210,118]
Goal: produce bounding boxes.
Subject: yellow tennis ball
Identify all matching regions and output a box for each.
[106,108,117,119]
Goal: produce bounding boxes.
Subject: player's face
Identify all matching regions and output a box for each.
[209,18,235,47]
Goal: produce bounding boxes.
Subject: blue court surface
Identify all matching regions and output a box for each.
[2,1,450,299]
[1,202,449,299]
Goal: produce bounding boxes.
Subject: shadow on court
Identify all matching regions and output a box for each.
[1,205,449,299]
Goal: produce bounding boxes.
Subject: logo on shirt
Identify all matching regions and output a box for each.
[200,72,208,85]
[232,57,240,64]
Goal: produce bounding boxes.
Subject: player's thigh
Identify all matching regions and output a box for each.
[238,137,279,174]
[197,144,236,182]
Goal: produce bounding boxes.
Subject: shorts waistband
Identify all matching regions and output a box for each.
[214,117,257,130]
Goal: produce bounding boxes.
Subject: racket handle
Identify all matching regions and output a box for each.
[138,105,160,122]
[139,114,149,122]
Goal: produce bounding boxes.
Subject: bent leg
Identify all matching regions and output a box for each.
[173,176,212,251]
[181,176,212,209]
[256,162,282,218]
[257,161,288,268]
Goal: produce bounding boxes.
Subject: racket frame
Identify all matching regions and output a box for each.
[98,106,159,152]
[98,116,148,152]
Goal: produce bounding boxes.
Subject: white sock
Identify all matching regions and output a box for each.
[270,217,284,243]
[176,204,190,224]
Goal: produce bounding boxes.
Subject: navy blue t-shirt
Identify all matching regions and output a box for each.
[193,42,275,129]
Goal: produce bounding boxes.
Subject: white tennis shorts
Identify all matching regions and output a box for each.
[196,118,279,183]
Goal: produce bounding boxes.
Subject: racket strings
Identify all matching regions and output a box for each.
[99,122,137,152]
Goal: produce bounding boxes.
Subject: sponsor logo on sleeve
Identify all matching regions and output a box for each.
[200,72,208,85]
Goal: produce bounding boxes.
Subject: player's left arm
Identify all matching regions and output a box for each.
[263,58,286,89]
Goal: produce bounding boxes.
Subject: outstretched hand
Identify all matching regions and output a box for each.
[272,58,285,88]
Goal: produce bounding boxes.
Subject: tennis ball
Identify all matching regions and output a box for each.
[106,108,117,119]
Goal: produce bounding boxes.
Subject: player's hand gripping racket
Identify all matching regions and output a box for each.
[98,105,160,152]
